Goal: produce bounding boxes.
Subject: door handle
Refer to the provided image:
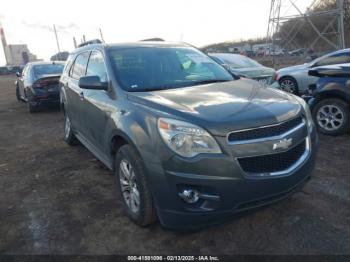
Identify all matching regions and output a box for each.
[79,91,84,100]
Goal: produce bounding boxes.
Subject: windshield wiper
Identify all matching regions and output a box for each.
[129,87,167,92]
[190,79,232,86]
[128,80,232,92]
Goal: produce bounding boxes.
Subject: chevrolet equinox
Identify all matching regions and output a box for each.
[59,42,318,229]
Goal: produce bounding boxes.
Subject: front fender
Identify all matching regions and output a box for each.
[107,106,161,166]
[316,81,350,103]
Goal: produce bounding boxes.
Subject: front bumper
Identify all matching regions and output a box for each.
[269,81,280,89]
[302,84,318,110]
[146,127,318,230]
[302,95,317,111]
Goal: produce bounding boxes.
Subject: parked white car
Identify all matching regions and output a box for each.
[276,48,350,95]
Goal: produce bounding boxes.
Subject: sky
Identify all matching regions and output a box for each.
[0,0,313,65]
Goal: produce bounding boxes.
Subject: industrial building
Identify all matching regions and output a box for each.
[0,21,37,66]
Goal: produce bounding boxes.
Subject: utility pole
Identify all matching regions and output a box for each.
[99,28,105,42]
[338,0,345,49]
[73,37,77,48]
[53,25,61,60]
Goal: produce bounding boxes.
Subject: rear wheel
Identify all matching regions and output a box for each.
[279,77,299,95]
[312,98,349,136]
[115,144,157,226]
[64,113,79,145]
[27,101,38,113]
[16,85,21,102]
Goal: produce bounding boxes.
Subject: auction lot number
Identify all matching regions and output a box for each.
[128,256,219,261]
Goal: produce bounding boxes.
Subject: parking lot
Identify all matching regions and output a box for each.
[0,74,349,255]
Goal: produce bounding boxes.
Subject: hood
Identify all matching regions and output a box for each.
[231,67,275,78]
[277,63,309,73]
[127,79,302,136]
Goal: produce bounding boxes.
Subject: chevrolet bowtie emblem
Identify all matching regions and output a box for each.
[273,138,293,150]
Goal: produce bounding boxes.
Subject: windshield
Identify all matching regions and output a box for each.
[108,46,233,92]
[33,64,64,79]
[212,54,262,69]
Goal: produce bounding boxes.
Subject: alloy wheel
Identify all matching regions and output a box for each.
[280,79,296,93]
[119,159,140,213]
[65,116,71,139]
[317,104,344,131]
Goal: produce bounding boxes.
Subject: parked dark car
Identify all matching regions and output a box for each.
[15,61,65,112]
[0,65,24,75]
[60,41,317,230]
[0,66,8,75]
[305,65,350,136]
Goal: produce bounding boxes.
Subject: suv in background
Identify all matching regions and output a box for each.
[60,41,317,229]
[306,65,350,136]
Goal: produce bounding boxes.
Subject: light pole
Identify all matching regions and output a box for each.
[53,25,61,60]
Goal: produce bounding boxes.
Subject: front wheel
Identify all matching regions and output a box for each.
[115,145,157,226]
[312,98,350,136]
[27,101,38,113]
[279,77,299,95]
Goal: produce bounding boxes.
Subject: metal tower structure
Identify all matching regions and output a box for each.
[266,0,345,66]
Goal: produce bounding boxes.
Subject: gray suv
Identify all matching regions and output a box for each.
[60,42,318,229]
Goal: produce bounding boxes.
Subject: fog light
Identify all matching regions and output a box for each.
[178,189,200,204]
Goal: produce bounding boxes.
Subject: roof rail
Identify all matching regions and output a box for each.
[77,39,103,48]
[140,38,165,42]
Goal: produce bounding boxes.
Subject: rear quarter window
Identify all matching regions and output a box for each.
[63,55,74,76]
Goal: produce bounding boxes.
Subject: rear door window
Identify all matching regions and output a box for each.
[71,52,90,79]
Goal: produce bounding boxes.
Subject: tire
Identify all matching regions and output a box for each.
[16,85,21,102]
[64,113,79,145]
[312,98,350,136]
[27,101,38,113]
[115,144,157,226]
[279,76,299,95]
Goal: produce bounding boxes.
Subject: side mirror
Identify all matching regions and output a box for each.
[16,72,21,77]
[308,69,321,77]
[78,76,108,90]
[222,66,240,80]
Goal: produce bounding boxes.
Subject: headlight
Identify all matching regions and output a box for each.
[295,96,314,130]
[157,118,222,158]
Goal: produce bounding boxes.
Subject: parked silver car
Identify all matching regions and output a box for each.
[276,48,350,95]
[209,53,278,88]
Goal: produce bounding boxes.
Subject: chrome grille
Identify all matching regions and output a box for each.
[237,139,306,174]
[228,116,303,142]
